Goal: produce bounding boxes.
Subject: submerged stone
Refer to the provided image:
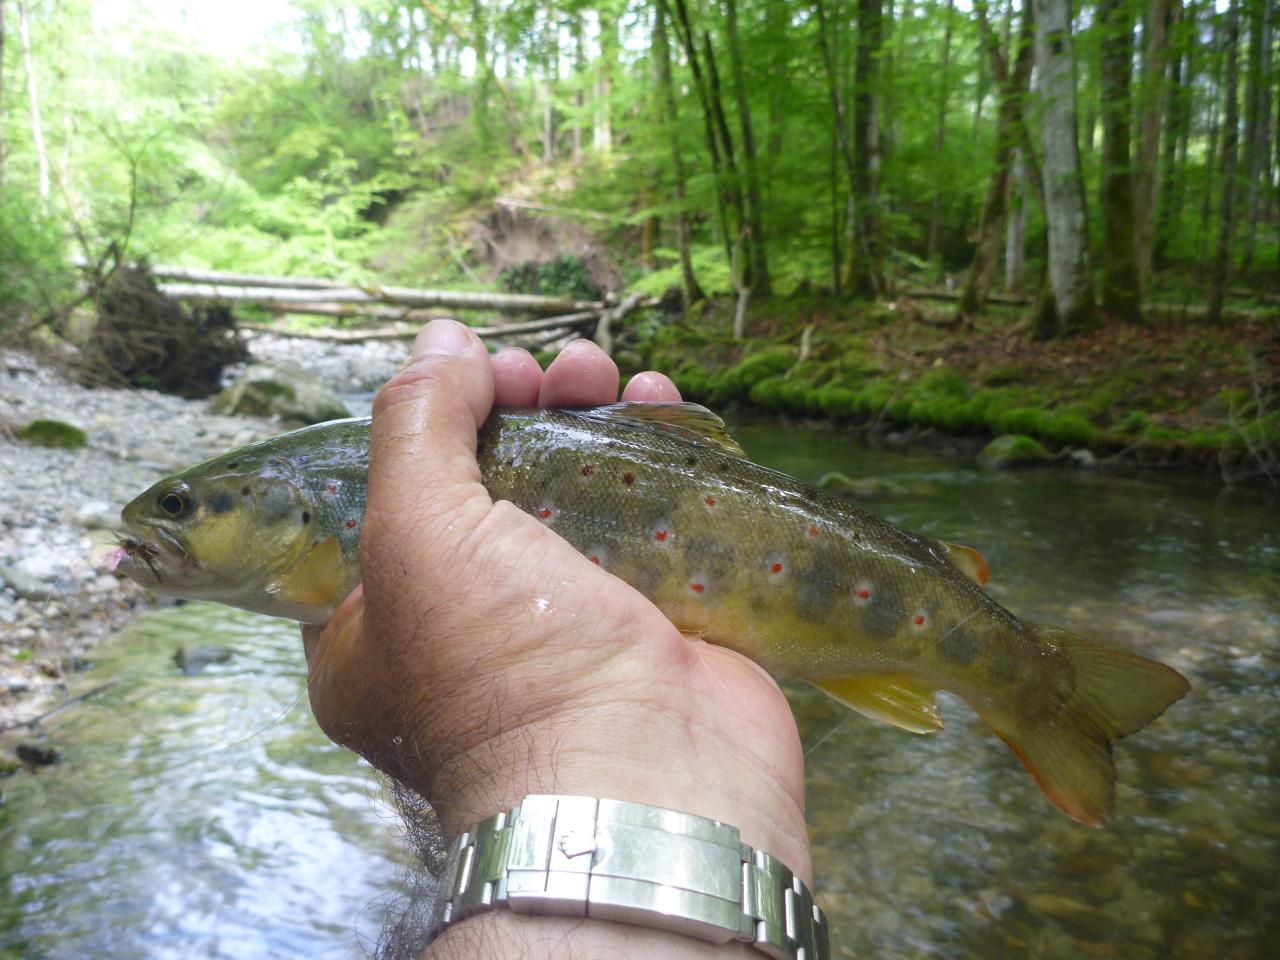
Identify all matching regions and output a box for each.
[213,363,350,426]
[978,434,1052,469]
[16,418,88,449]
[173,645,236,675]
[16,742,63,766]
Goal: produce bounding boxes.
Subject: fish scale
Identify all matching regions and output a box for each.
[117,402,1189,825]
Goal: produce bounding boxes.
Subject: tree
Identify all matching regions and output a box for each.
[926,0,955,270]
[1031,0,1095,337]
[960,0,1034,314]
[653,0,705,305]
[1240,0,1273,273]
[1134,0,1173,284]
[17,0,49,203]
[1208,1,1241,325]
[1,0,7,182]
[1098,0,1142,322]
[850,0,886,297]
[724,0,769,294]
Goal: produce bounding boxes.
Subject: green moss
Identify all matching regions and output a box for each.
[16,419,88,449]
[978,434,1052,469]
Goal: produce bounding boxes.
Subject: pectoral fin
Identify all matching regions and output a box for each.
[269,537,343,606]
[809,675,944,734]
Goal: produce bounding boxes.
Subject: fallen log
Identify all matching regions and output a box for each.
[594,292,644,355]
[900,288,1033,305]
[160,282,602,315]
[242,310,603,343]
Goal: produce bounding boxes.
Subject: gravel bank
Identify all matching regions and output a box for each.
[0,334,407,730]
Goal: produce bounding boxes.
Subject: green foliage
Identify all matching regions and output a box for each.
[16,419,88,449]
[0,197,71,333]
[500,255,598,300]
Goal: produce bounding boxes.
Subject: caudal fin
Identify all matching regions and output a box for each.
[987,625,1189,826]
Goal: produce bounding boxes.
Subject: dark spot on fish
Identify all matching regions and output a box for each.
[209,492,234,514]
[792,561,840,623]
[938,629,984,666]
[581,465,594,476]
[295,455,310,465]
[686,456,697,467]
[986,651,1021,686]
[226,461,239,469]
[623,473,635,487]
[301,511,311,525]
[241,486,251,496]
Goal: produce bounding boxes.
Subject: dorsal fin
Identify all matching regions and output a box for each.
[576,402,746,457]
[936,539,991,586]
[809,674,944,734]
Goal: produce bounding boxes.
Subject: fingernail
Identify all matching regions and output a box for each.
[413,318,472,357]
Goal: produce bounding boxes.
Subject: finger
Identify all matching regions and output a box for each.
[621,372,682,403]
[491,348,543,407]
[365,319,495,579]
[538,340,619,407]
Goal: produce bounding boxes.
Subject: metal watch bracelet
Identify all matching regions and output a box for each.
[427,794,829,960]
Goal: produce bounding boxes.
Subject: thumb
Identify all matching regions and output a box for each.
[362,318,495,586]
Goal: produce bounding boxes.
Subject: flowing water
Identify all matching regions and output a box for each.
[2,419,1276,959]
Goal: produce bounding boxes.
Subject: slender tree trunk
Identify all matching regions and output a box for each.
[469,0,492,149]
[702,29,746,252]
[654,0,705,305]
[594,9,616,156]
[1098,0,1142,322]
[961,0,1034,314]
[927,0,956,269]
[0,0,7,183]
[572,16,584,164]
[724,0,770,294]
[1199,15,1223,261]
[1031,0,1095,337]
[815,0,855,293]
[1208,2,1241,325]
[18,0,49,203]
[850,0,885,297]
[669,0,734,263]
[1134,0,1172,285]
[1241,0,1272,273]
[1153,4,1185,268]
[1005,149,1027,291]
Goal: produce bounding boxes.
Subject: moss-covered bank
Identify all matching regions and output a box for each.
[622,297,1279,485]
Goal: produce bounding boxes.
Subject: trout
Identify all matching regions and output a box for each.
[114,403,1188,825]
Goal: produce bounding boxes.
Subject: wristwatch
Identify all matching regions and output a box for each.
[427,794,829,959]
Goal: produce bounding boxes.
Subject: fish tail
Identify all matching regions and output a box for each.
[986,625,1189,827]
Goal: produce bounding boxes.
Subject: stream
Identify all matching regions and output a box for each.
[2,418,1276,959]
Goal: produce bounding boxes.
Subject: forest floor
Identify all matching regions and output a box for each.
[633,294,1280,490]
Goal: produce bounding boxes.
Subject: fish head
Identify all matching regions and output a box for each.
[118,448,318,614]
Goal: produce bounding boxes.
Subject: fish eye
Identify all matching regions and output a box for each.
[158,490,192,517]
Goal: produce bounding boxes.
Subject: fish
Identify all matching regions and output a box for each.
[115,402,1189,826]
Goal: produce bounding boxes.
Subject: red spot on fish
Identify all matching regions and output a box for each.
[914,614,926,626]
[809,525,819,537]
[771,562,783,574]
[590,555,601,565]
[690,583,705,594]
[655,530,668,542]
[327,482,338,494]
[857,589,871,600]
[623,473,635,487]
[537,507,553,520]
[581,465,594,477]
[345,519,357,529]
[705,496,717,507]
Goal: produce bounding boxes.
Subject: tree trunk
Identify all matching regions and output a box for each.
[1199,15,1223,262]
[815,0,854,294]
[1153,0,1185,269]
[0,0,7,182]
[654,0,706,305]
[927,0,956,269]
[572,16,584,164]
[849,0,885,297]
[1134,0,1172,284]
[1208,2,1241,325]
[724,0,770,294]
[1005,149,1027,292]
[594,9,616,156]
[961,0,1034,314]
[1241,0,1272,273]
[669,0,734,264]
[1098,0,1142,322]
[18,0,50,203]
[1031,0,1095,337]
[701,29,748,268]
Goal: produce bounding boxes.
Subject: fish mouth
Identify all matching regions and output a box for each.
[112,525,196,585]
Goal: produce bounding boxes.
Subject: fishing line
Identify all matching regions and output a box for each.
[804,715,851,758]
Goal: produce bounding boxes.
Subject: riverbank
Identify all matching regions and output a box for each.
[0,335,407,732]
[636,296,1280,489]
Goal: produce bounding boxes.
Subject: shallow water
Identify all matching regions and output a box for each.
[2,420,1276,958]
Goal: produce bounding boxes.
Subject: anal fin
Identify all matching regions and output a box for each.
[809,674,944,734]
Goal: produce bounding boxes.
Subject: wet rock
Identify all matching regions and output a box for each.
[978,434,1052,469]
[0,565,58,603]
[15,418,88,449]
[74,499,121,530]
[16,742,63,766]
[213,363,351,426]
[818,471,907,499]
[1026,894,1116,941]
[1064,447,1099,470]
[174,645,236,675]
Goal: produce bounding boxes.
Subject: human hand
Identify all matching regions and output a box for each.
[301,320,810,893]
